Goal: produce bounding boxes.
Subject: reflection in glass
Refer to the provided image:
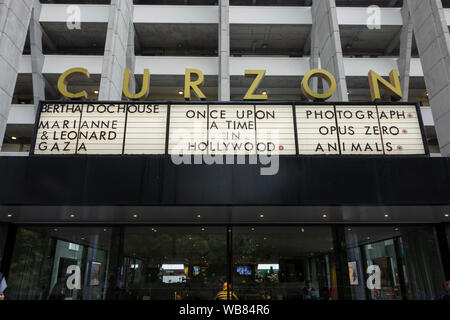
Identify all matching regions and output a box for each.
[3,224,448,300]
[7,227,113,300]
[0,224,7,268]
[345,226,445,300]
[119,226,226,300]
[232,226,336,300]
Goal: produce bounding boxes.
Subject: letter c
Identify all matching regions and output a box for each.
[57,68,91,99]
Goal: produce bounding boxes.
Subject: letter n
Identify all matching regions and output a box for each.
[368,69,402,102]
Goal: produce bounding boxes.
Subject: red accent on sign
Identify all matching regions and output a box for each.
[402,129,408,134]
[397,146,403,151]
[279,146,284,151]
[408,114,413,118]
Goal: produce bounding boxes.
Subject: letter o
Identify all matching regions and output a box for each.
[301,69,337,101]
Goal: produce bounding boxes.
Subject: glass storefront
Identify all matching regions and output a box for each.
[2,225,447,300]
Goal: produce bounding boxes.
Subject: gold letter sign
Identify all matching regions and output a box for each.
[57,68,90,99]
[301,69,337,101]
[244,70,267,100]
[368,69,402,102]
[185,68,206,100]
[123,68,150,100]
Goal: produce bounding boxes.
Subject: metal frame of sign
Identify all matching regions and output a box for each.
[30,100,430,157]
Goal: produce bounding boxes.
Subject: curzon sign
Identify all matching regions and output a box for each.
[56,67,404,102]
[32,102,428,157]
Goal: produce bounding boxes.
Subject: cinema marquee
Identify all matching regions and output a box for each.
[31,101,428,157]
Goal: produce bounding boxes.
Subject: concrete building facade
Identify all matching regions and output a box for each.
[1,0,450,156]
[0,0,450,302]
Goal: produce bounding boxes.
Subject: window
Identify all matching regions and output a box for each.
[344,226,446,300]
[120,226,227,300]
[232,226,336,300]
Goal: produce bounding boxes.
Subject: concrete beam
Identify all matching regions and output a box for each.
[19,54,426,77]
[7,104,35,124]
[39,4,109,23]
[134,5,218,24]
[37,4,450,27]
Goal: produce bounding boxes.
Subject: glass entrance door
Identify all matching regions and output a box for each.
[232,226,336,300]
[118,226,227,300]
[6,226,113,300]
[345,226,446,300]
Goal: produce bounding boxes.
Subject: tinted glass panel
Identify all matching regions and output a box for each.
[0,224,7,269]
[344,226,445,300]
[119,226,227,300]
[7,226,115,300]
[232,226,336,300]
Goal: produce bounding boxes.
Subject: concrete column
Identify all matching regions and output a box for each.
[0,0,34,148]
[219,0,230,102]
[408,0,450,156]
[311,0,348,102]
[398,1,413,102]
[30,0,45,112]
[126,10,136,95]
[99,0,133,100]
[309,21,319,93]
